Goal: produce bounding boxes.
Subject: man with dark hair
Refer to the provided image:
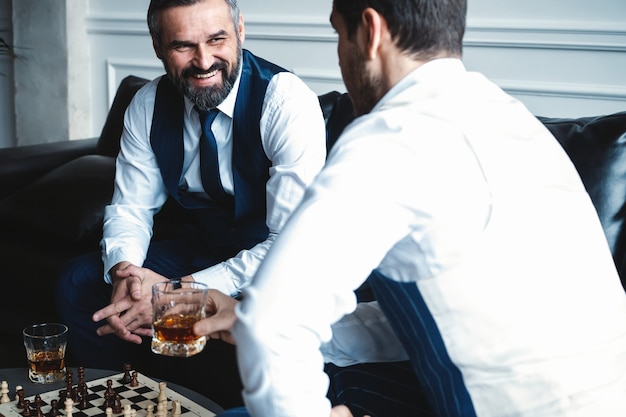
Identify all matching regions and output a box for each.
[57,0,326,408]
[198,0,626,416]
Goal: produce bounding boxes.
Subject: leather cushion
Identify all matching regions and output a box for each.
[97,75,150,157]
[0,154,115,243]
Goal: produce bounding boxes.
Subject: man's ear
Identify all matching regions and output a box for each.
[361,7,383,60]
[238,13,246,44]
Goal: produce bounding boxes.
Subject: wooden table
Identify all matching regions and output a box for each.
[0,367,224,415]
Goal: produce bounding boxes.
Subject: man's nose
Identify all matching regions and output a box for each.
[193,44,213,70]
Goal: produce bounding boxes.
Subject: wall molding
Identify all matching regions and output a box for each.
[496,79,626,102]
[105,58,162,103]
[464,18,626,51]
[87,13,626,51]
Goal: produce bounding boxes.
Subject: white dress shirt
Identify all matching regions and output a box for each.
[233,59,626,416]
[101,68,327,295]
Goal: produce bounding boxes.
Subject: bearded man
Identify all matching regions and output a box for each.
[57,0,326,409]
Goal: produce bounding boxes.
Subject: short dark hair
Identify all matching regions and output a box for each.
[333,0,466,59]
[147,0,240,46]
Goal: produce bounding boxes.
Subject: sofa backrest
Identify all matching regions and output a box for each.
[96,75,150,157]
[540,113,626,290]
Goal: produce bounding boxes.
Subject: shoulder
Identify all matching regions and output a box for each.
[263,72,320,115]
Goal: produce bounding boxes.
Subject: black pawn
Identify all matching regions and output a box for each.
[112,394,123,414]
[34,403,44,417]
[16,389,26,409]
[120,363,132,384]
[58,389,67,405]
[47,399,60,417]
[21,399,31,416]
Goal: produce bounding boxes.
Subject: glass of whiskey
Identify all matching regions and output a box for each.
[23,323,68,383]
[151,280,210,357]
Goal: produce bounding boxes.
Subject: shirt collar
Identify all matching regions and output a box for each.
[372,58,465,113]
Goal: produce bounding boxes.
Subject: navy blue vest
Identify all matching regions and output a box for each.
[150,50,287,260]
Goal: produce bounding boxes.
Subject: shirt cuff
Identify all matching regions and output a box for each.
[191,263,240,297]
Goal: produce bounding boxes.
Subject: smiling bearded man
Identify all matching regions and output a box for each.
[56,0,328,409]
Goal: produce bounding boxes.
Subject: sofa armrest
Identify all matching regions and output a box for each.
[0,137,98,197]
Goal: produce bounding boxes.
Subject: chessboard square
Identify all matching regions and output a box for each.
[114,385,131,394]
[76,405,108,417]
[123,394,155,407]
[132,385,153,395]
[86,392,101,402]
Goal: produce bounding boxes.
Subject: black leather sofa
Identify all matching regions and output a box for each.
[0,74,624,377]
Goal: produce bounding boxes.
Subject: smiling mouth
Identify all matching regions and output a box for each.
[193,69,220,79]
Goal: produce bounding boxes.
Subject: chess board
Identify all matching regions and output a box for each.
[0,372,216,417]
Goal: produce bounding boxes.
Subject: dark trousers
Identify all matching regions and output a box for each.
[56,239,244,410]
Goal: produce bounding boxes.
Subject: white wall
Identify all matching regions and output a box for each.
[1,0,626,149]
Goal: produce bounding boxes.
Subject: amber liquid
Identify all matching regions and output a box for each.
[27,350,66,383]
[153,314,202,343]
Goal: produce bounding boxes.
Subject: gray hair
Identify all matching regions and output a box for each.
[147,0,240,47]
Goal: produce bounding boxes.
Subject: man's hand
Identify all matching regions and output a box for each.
[92,263,171,344]
[331,405,367,417]
[193,289,239,345]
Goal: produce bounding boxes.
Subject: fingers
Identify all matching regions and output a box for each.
[92,299,132,323]
[330,405,359,417]
[193,289,239,343]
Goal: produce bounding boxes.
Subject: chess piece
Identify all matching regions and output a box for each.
[16,388,26,408]
[14,385,23,400]
[58,389,67,406]
[105,408,113,417]
[156,401,166,417]
[64,398,73,417]
[130,409,136,417]
[130,371,139,387]
[123,404,132,417]
[112,394,123,414]
[78,384,89,410]
[146,403,155,417]
[120,363,132,384]
[171,400,182,417]
[47,399,60,417]
[77,367,85,385]
[21,399,31,416]
[157,381,167,404]
[1,380,10,403]
[34,402,44,417]
[34,394,43,410]
[65,369,73,387]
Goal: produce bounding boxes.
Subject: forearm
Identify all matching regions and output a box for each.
[322,301,409,366]
[192,233,277,295]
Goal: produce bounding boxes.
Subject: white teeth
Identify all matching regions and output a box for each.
[194,70,218,79]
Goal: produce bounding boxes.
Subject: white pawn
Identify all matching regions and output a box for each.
[123,403,132,417]
[146,403,155,417]
[14,385,22,401]
[65,397,74,417]
[1,381,10,403]
[105,407,113,417]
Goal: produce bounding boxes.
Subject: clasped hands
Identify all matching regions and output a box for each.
[92,263,361,417]
[92,262,237,345]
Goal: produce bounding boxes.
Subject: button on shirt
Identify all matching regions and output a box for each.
[233,59,626,417]
[101,70,327,295]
